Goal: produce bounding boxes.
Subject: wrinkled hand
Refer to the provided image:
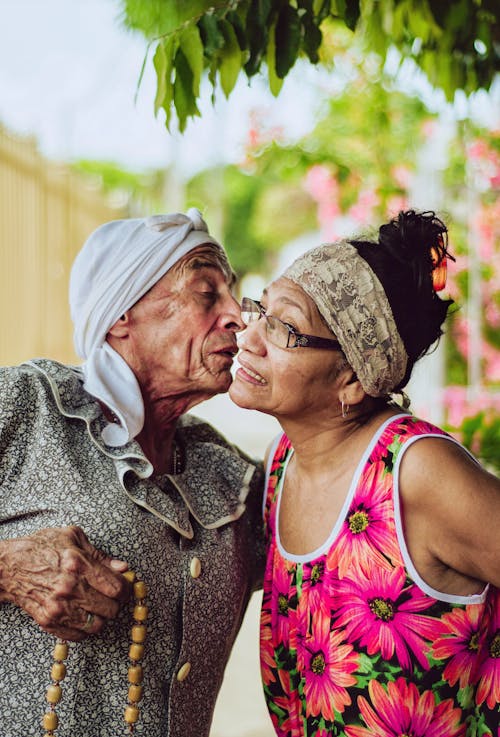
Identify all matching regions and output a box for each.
[0,526,131,641]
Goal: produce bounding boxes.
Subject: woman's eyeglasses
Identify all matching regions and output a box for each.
[240,297,342,351]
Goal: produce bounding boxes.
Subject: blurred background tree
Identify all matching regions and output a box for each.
[120,0,499,132]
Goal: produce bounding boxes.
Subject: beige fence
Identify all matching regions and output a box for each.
[0,125,126,366]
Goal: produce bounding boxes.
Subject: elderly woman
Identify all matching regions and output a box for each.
[230,209,500,737]
[0,209,263,737]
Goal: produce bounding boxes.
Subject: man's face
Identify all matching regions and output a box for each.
[112,249,243,413]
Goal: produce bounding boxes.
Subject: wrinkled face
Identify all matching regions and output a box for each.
[229,277,345,419]
[118,248,243,405]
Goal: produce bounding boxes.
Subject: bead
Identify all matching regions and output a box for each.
[51,662,66,681]
[46,684,62,704]
[131,624,147,643]
[176,662,191,682]
[128,665,143,684]
[44,575,148,732]
[42,711,59,730]
[133,604,148,622]
[128,684,143,703]
[190,557,201,579]
[53,642,69,660]
[133,580,147,599]
[129,643,144,661]
[124,705,140,724]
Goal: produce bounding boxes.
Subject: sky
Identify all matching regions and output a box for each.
[0,0,322,178]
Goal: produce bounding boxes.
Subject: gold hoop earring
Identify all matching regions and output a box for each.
[341,400,350,418]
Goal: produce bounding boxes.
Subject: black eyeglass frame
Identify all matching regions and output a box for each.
[241,297,342,351]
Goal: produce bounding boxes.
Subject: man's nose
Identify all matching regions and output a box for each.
[220,293,245,332]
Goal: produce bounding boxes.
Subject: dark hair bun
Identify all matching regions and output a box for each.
[350,209,455,390]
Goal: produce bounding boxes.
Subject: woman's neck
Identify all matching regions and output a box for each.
[280,404,398,479]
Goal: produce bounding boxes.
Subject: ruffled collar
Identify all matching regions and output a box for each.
[24,359,257,538]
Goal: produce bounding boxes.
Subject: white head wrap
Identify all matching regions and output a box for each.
[69,208,226,446]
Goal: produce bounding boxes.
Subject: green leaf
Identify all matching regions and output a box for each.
[226,8,249,50]
[179,23,204,97]
[218,19,243,98]
[267,19,284,96]
[123,0,216,37]
[157,35,179,130]
[314,0,332,22]
[343,0,360,31]
[198,12,226,57]
[173,48,200,132]
[153,41,167,116]
[275,4,302,78]
[245,0,272,77]
[303,16,323,63]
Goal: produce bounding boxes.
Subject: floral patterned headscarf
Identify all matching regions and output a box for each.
[282,240,408,397]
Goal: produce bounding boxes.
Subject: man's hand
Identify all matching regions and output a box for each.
[0,526,131,640]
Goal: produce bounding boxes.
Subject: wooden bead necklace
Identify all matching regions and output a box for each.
[42,571,148,735]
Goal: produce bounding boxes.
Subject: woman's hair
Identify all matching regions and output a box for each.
[349,209,455,390]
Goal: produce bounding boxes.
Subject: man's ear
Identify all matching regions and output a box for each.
[107,312,130,339]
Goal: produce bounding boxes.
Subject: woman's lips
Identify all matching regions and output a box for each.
[236,360,267,385]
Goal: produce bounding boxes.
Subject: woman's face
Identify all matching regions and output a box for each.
[229,277,345,420]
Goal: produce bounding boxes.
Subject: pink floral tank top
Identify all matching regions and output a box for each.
[261,414,499,736]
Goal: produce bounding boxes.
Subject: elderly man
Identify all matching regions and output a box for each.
[0,209,263,737]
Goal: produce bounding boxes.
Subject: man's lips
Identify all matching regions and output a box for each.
[212,344,238,357]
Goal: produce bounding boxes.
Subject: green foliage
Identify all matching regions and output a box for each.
[185,54,430,277]
[120,0,500,133]
[185,165,287,275]
[71,160,166,212]
[454,411,500,475]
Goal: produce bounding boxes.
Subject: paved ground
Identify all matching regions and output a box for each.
[191,393,278,737]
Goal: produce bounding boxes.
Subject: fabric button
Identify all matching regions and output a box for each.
[190,557,201,579]
[176,662,191,682]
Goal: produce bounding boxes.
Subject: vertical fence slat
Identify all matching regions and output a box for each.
[0,125,126,366]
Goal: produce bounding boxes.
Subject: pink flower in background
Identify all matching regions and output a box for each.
[387,194,409,216]
[442,386,469,428]
[344,678,465,737]
[477,218,495,260]
[453,314,469,360]
[468,139,490,161]
[348,188,379,226]
[442,387,500,431]
[422,119,437,138]
[485,300,500,329]
[484,342,500,382]
[304,164,341,239]
[392,164,412,189]
[304,164,338,203]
